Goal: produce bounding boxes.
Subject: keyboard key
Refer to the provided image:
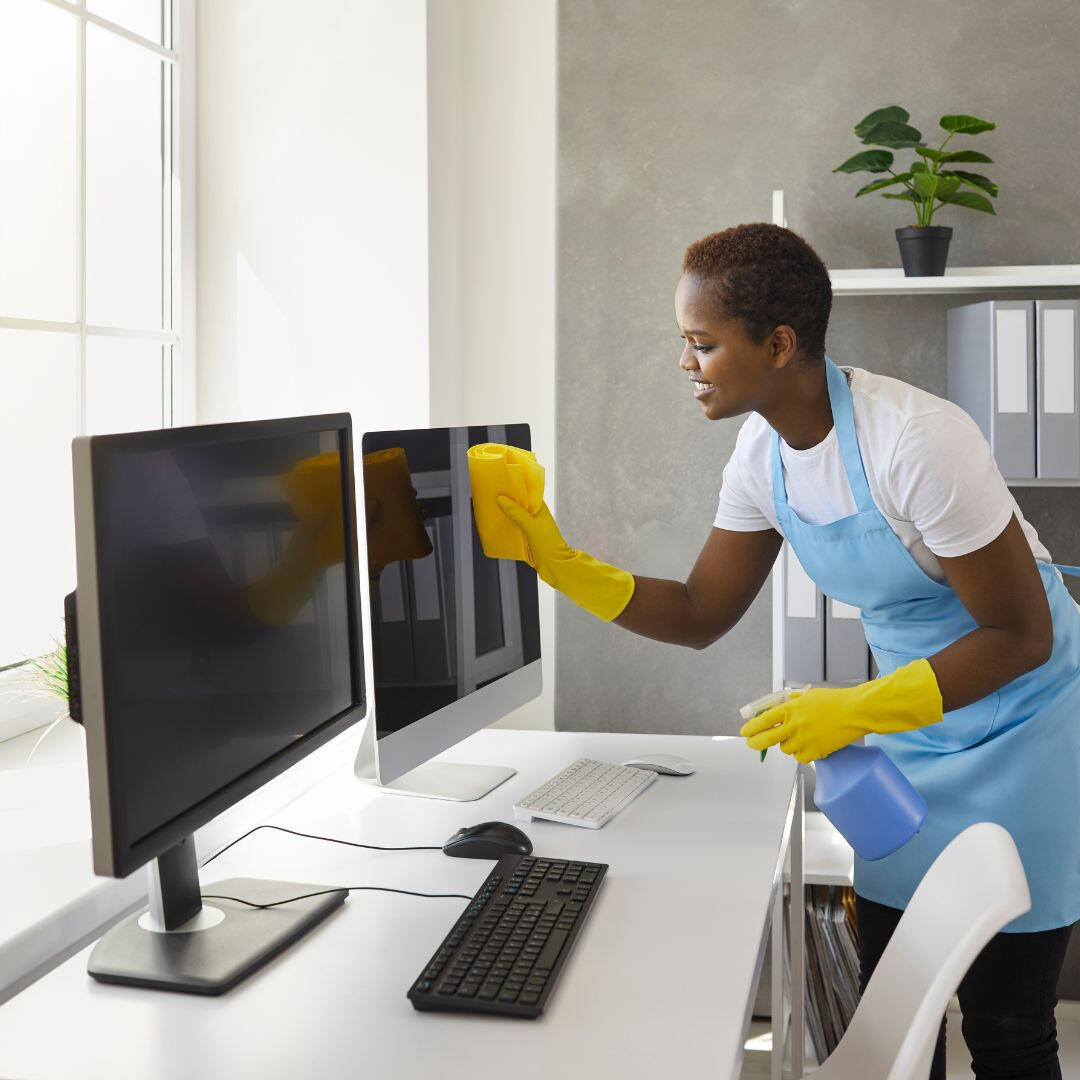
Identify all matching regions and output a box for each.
[535,929,569,971]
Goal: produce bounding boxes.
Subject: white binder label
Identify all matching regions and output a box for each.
[995,308,1029,414]
[1043,307,1076,414]
[830,598,861,619]
[785,544,818,619]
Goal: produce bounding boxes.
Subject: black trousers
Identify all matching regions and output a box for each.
[856,895,1074,1080]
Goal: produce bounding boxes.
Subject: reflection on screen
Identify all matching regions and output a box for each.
[363,425,540,738]
[96,430,355,847]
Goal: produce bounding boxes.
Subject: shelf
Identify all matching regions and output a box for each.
[1006,478,1080,487]
[785,810,854,888]
[830,265,1080,296]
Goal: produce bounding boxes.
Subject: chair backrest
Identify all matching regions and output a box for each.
[814,822,1031,1080]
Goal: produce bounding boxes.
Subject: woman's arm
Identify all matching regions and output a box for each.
[614,526,783,649]
[929,515,1054,711]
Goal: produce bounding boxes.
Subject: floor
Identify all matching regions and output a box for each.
[738,1012,1080,1077]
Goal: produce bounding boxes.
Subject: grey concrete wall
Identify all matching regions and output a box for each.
[556,0,1080,741]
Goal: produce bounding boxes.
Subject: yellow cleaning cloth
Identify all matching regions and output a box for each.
[279,451,345,566]
[361,448,433,569]
[467,443,545,561]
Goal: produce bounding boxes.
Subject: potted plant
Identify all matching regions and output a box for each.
[833,105,998,276]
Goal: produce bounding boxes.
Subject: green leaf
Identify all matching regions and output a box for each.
[935,176,962,199]
[854,105,910,140]
[860,120,924,148]
[855,174,910,197]
[940,114,995,135]
[936,149,993,164]
[833,149,893,174]
[910,172,940,199]
[940,169,998,197]
[915,147,947,164]
[937,190,996,214]
[882,192,918,203]
[910,161,928,174]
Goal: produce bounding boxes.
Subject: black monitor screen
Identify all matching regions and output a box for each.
[92,421,362,858]
[362,424,540,738]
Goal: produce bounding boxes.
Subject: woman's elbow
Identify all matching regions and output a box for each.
[1019,615,1054,671]
[1029,622,1055,669]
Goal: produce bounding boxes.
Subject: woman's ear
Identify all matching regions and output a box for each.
[769,325,799,369]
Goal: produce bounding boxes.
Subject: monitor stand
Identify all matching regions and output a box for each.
[353,720,515,801]
[87,835,346,995]
[363,761,517,801]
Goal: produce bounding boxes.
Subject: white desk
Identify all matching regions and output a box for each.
[0,729,802,1080]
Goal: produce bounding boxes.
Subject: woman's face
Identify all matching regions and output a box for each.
[674,272,783,421]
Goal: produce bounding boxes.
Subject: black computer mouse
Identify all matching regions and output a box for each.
[442,821,533,859]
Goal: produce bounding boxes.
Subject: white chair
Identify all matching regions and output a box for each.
[812,822,1031,1080]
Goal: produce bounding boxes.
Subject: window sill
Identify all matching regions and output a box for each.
[0,666,68,746]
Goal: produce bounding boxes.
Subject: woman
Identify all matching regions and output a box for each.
[493,223,1080,1080]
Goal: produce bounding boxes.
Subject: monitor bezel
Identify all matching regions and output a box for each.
[73,413,366,879]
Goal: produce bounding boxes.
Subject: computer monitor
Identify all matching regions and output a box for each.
[69,413,366,993]
[353,423,541,801]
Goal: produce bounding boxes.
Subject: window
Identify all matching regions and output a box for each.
[0,0,193,675]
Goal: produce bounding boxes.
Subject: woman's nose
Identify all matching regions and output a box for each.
[679,344,698,371]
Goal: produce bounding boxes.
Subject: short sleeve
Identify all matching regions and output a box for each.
[889,410,1014,558]
[714,418,775,532]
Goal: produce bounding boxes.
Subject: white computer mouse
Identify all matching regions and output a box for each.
[620,753,696,776]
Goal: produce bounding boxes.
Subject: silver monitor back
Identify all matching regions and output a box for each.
[353,424,541,801]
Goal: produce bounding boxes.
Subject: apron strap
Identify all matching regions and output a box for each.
[825,356,877,514]
[770,428,788,506]
[1053,563,1080,578]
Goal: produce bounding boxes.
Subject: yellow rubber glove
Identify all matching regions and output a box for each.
[738,658,944,763]
[494,495,635,622]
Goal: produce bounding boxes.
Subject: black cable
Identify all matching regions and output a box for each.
[202,886,472,909]
[201,823,442,867]
[199,824,468,910]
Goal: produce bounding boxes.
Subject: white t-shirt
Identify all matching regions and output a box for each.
[713,366,1050,583]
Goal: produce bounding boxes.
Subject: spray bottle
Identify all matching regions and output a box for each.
[740,689,927,861]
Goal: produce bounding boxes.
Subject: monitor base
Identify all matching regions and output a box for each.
[87,877,346,995]
[362,761,516,801]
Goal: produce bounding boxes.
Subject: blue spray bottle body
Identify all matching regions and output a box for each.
[812,743,926,861]
[740,690,927,861]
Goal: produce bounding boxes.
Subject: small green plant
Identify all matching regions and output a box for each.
[27,640,69,705]
[833,106,998,226]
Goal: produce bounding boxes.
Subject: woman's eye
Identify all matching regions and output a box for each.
[694,344,714,354]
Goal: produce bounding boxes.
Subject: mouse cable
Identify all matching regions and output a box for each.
[201,823,443,868]
[201,886,472,910]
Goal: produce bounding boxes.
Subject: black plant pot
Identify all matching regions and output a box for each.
[895,225,953,276]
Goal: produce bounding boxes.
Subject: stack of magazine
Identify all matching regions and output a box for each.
[782,884,861,1064]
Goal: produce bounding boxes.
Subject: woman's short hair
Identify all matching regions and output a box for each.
[682,223,832,362]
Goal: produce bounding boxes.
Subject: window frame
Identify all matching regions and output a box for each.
[0,0,196,732]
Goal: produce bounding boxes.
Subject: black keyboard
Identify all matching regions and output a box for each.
[408,853,607,1018]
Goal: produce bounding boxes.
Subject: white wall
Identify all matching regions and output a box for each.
[196,0,429,435]
[427,0,557,730]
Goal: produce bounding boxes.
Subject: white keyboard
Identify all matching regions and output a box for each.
[513,758,658,829]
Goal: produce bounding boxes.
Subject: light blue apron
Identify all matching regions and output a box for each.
[771,357,1080,932]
